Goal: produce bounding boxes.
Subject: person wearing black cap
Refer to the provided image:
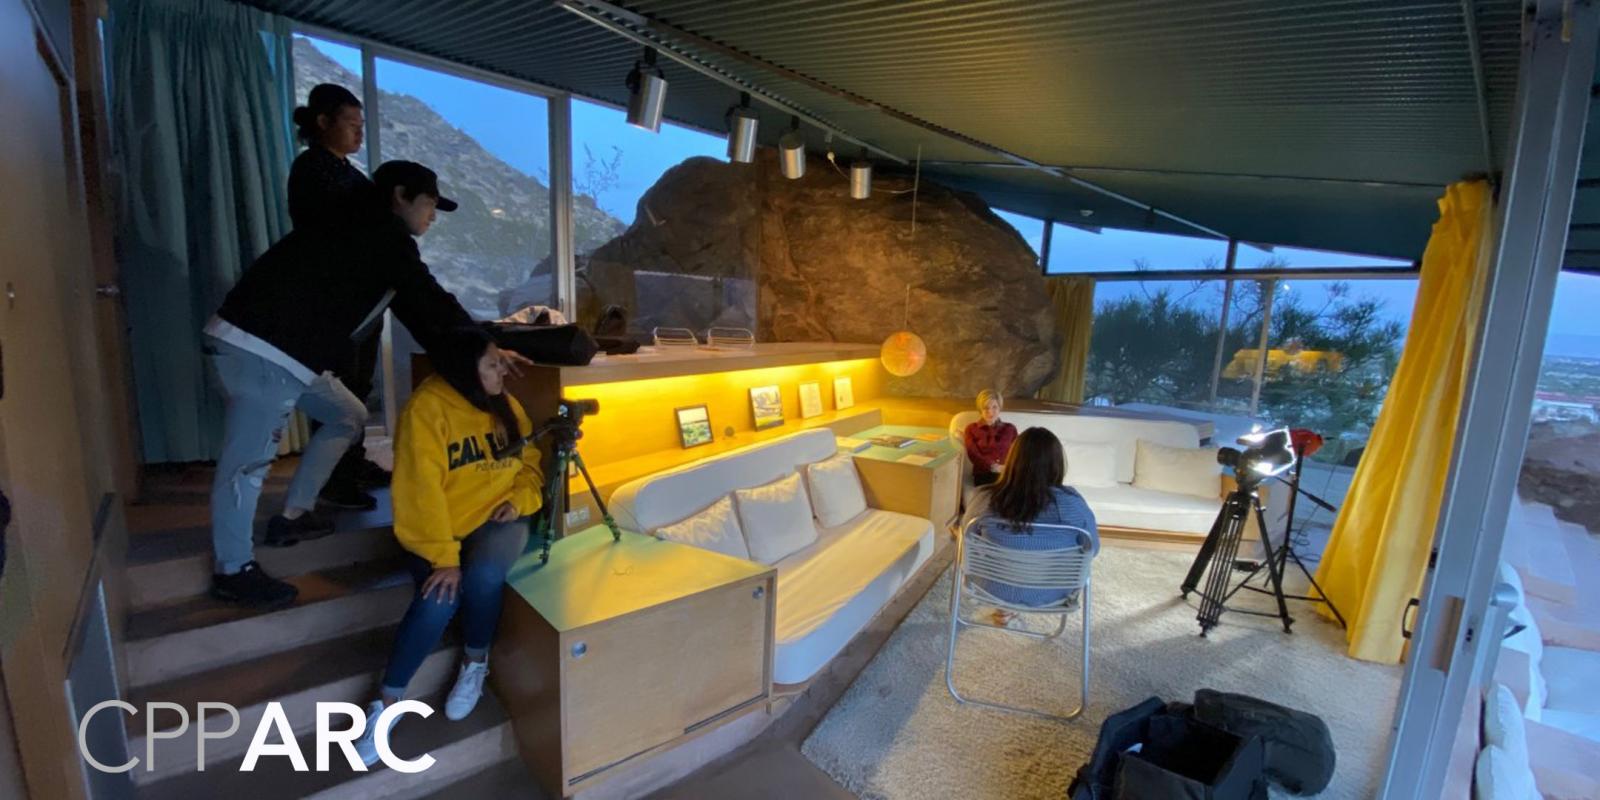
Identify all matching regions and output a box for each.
[287,83,392,512]
[202,161,477,607]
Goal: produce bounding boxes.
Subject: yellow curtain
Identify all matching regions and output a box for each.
[1315,180,1495,663]
[1036,276,1095,404]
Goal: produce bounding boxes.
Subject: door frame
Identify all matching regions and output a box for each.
[1380,2,1599,797]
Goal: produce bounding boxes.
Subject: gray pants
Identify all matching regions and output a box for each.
[206,338,366,573]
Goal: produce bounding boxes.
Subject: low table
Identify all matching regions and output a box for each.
[492,526,776,797]
[846,424,963,529]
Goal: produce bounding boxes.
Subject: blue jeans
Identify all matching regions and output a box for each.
[206,338,367,573]
[381,518,529,695]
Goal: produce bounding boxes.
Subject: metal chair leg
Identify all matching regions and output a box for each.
[946,576,1088,722]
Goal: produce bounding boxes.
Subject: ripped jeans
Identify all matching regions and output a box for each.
[206,338,367,574]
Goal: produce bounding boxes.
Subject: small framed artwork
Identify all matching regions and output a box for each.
[675,404,714,448]
[834,376,855,410]
[749,385,784,430]
[799,381,824,419]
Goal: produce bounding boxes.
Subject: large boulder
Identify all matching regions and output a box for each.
[578,150,1061,398]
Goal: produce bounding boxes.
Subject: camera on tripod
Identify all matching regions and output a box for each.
[1215,428,1297,488]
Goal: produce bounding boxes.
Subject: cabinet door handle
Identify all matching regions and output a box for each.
[571,642,588,659]
[752,586,765,600]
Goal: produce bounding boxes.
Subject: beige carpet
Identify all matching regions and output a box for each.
[801,545,1401,799]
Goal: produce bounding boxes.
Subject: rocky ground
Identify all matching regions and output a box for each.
[1519,420,1600,534]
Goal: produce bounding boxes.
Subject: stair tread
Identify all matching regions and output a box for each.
[136,691,510,800]
[127,557,413,641]
[415,758,548,800]
[125,624,457,735]
[129,490,396,565]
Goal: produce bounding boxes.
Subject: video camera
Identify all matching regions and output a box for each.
[1215,428,1296,488]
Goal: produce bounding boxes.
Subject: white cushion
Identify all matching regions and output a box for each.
[805,453,869,528]
[653,494,749,561]
[1500,586,1548,714]
[1062,440,1118,488]
[1483,684,1530,767]
[771,509,934,683]
[1074,484,1221,535]
[951,409,1201,484]
[609,429,838,533]
[1544,646,1600,716]
[1132,439,1222,499]
[1474,745,1539,800]
[734,472,818,565]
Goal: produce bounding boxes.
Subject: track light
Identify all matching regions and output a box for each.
[726,92,758,163]
[849,148,872,199]
[625,47,666,132]
[778,116,805,179]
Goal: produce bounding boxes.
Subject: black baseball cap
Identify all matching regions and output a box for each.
[373,160,458,212]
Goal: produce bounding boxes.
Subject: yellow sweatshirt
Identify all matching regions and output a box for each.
[392,375,544,568]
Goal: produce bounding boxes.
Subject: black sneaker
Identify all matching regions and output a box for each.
[264,511,335,547]
[211,561,297,608]
[317,479,378,511]
[353,459,392,490]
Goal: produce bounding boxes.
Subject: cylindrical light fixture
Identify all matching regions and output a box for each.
[726,92,758,163]
[850,148,872,199]
[625,47,667,132]
[778,116,805,179]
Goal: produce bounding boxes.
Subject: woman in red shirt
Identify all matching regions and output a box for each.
[963,389,1018,487]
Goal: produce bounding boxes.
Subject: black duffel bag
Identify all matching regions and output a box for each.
[485,323,598,366]
[1069,698,1268,800]
[1190,689,1336,795]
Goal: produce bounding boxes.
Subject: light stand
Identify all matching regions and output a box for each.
[1231,456,1347,629]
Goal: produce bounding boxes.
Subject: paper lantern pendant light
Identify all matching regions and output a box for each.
[880,284,927,377]
[881,330,927,377]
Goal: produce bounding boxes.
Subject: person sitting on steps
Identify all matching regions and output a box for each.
[356,327,543,765]
[962,426,1099,627]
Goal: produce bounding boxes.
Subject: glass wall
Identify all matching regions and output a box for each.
[1048,224,1230,273]
[570,98,732,334]
[992,208,1045,265]
[373,57,552,320]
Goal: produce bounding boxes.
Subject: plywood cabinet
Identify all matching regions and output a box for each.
[492,527,775,797]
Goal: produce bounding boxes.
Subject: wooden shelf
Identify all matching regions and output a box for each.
[558,342,882,386]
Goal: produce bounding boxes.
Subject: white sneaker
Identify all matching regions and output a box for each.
[445,660,489,721]
[353,700,392,767]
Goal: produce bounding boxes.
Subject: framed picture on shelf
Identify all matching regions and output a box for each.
[799,381,824,419]
[749,385,784,430]
[834,376,855,410]
[675,404,714,448]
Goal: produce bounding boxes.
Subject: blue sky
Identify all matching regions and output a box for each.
[310,36,1599,359]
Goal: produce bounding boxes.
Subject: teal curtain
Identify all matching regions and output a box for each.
[106,0,295,462]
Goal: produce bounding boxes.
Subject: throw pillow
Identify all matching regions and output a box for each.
[1061,440,1118,488]
[805,453,869,528]
[1482,684,1529,768]
[653,494,750,561]
[1473,744,1538,800]
[1132,439,1221,499]
[734,472,818,564]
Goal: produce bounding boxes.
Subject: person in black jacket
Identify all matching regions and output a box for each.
[286,83,391,512]
[203,161,478,607]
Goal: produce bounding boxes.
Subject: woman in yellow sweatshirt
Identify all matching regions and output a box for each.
[356,327,542,766]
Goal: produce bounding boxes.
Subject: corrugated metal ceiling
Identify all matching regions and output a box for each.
[240,0,1539,261]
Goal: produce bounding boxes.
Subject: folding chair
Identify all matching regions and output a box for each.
[946,518,1092,721]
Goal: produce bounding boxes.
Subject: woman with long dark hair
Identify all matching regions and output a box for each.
[963,426,1098,625]
[354,327,543,765]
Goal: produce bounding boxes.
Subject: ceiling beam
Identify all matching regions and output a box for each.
[918,160,1447,190]
[1460,0,1499,175]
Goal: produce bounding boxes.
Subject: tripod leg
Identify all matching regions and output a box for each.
[569,451,622,542]
[1182,506,1229,597]
[1198,498,1248,635]
[1254,502,1293,633]
[541,451,570,564]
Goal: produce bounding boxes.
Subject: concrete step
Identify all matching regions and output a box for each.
[128,525,404,611]
[125,559,414,689]
[129,487,395,563]
[1504,499,1578,604]
[415,758,547,800]
[136,691,519,800]
[124,626,460,787]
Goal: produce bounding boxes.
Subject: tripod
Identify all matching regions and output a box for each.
[1181,478,1294,636]
[498,411,623,565]
[1232,458,1346,629]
